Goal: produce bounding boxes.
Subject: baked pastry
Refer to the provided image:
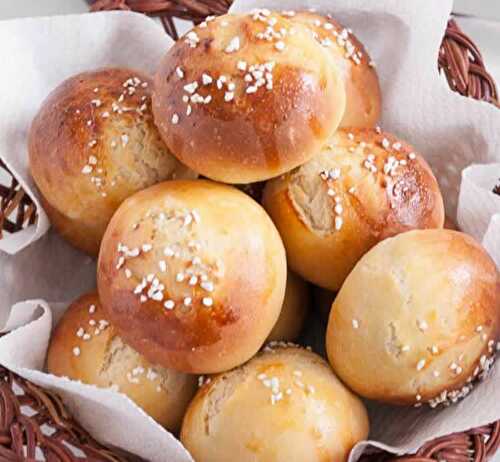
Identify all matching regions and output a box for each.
[268,270,310,342]
[47,292,197,432]
[152,11,346,184]
[288,10,381,128]
[97,180,287,374]
[29,68,196,256]
[181,345,369,462]
[262,128,445,291]
[326,229,500,406]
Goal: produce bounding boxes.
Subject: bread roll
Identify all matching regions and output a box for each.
[152,11,346,184]
[181,345,369,462]
[288,11,381,128]
[29,68,196,256]
[326,229,500,406]
[268,270,310,342]
[263,128,445,291]
[97,180,287,374]
[47,292,197,432]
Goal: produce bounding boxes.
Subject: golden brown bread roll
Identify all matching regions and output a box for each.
[263,128,445,291]
[97,180,287,374]
[152,11,346,184]
[288,10,381,128]
[181,345,369,462]
[267,270,310,342]
[47,292,197,432]
[326,229,500,406]
[29,68,196,256]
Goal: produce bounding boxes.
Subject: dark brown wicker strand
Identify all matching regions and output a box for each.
[89,0,498,108]
[439,20,498,105]
[90,0,231,25]
[0,159,37,239]
[0,2,499,461]
[0,365,138,462]
[359,423,500,462]
[494,182,500,196]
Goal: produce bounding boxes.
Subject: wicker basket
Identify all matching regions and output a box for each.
[1,1,499,461]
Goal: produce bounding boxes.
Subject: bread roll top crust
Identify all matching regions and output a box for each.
[327,229,499,406]
[47,292,197,431]
[263,128,445,290]
[98,180,287,374]
[288,10,382,128]
[29,68,195,255]
[153,11,346,183]
[181,345,369,462]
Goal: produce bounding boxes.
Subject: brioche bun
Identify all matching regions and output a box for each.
[263,128,445,290]
[47,292,197,432]
[29,68,195,256]
[98,180,287,374]
[326,229,499,406]
[152,12,346,184]
[181,345,369,462]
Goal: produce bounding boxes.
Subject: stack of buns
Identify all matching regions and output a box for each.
[29,68,196,256]
[30,7,498,462]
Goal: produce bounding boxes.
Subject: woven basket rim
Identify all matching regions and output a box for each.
[0,2,499,461]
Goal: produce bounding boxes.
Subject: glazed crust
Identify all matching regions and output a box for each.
[263,128,445,291]
[29,68,195,256]
[152,12,346,184]
[181,346,369,462]
[289,11,382,128]
[47,292,198,432]
[97,180,287,374]
[326,229,500,406]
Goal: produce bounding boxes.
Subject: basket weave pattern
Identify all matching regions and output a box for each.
[0,159,37,240]
[0,365,132,461]
[0,1,499,461]
[439,19,498,105]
